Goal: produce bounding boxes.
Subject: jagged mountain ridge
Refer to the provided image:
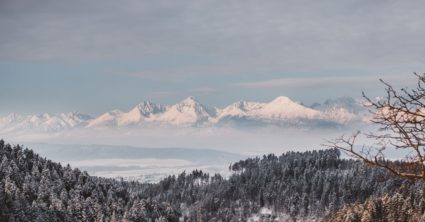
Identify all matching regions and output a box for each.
[0,112,91,133]
[0,96,366,132]
[310,97,365,124]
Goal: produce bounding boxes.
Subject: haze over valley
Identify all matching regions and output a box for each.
[1,95,369,182]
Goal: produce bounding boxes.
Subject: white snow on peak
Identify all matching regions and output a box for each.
[154,97,217,126]
[0,112,92,133]
[134,101,165,116]
[0,96,368,132]
[218,101,263,118]
[119,101,166,126]
[311,97,365,124]
[180,96,198,105]
[270,96,293,104]
[87,110,124,128]
[259,96,321,120]
[218,96,322,122]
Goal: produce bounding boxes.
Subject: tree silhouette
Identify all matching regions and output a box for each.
[325,73,425,181]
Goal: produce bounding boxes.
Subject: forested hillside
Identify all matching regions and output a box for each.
[0,140,179,221]
[0,140,423,221]
[325,187,425,221]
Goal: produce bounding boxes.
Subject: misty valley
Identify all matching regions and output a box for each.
[27,143,244,183]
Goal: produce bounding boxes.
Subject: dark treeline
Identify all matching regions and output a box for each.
[0,140,423,221]
[144,150,423,221]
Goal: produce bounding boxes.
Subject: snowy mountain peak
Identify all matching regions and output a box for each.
[0,112,93,133]
[134,101,165,116]
[174,96,217,115]
[270,96,295,105]
[154,96,218,126]
[86,110,123,128]
[231,101,251,111]
[258,97,321,120]
[0,96,368,132]
[219,100,263,118]
[312,97,359,110]
[179,96,200,105]
[6,113,21,121]
[310,97,365,124]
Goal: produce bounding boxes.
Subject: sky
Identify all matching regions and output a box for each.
[1,0,425,116]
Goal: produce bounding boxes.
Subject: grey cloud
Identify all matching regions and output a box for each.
[148,87,217,100]
[235,75,413,89]
[1,0,425,75]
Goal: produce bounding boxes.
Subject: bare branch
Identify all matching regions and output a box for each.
[326,74,425,181]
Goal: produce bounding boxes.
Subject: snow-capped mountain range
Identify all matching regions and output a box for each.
[0,96,367,133]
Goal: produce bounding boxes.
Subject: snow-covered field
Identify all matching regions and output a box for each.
[26,143,243,183]
[68,158,232,183]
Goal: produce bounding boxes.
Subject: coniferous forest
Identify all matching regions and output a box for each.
[1,139,424,222]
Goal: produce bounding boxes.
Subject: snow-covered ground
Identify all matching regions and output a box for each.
[65,158,233,183]
[26,143,244,183]
[69,158,232,183]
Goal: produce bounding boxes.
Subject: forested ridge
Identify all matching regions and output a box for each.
[0,140,423,221]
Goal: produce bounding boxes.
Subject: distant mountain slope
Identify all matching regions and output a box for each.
[0,112,92,133]
[28,143,243,164]
[0,96,367,133]
[218,96,321,122]
[311,97,365,124]
[153,97,218,126]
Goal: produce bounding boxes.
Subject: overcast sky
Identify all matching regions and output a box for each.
[1,0,424,115]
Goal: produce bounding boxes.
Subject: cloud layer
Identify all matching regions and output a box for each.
[1,0,425,74]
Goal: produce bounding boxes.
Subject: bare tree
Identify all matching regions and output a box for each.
[324,73,425,181]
